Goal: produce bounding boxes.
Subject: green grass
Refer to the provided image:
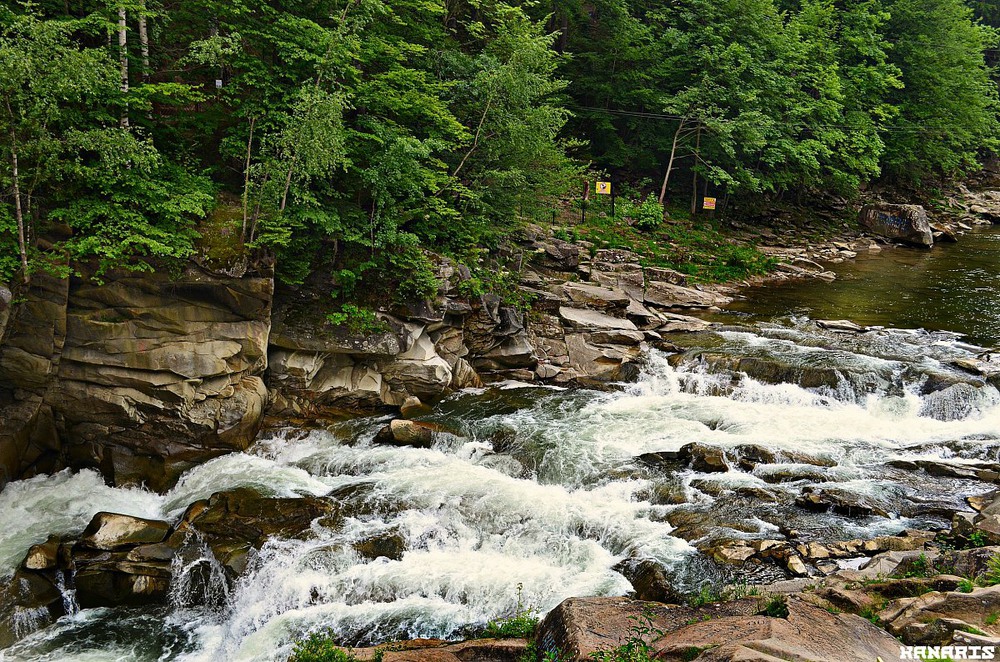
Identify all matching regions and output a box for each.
[985,553,1000,586]
[573,201,777,283]
[483,583,540,639]
[288,632,354,662]
[483,612,540,639]
[758,595,789,619]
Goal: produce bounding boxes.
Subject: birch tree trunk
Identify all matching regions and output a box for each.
[9,129,29,284]
[659,118,688,204]
[138,3,149,84]
[118,6,129,128]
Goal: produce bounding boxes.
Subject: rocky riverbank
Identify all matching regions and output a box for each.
[5,187,998,493]
[4,186,1000,658]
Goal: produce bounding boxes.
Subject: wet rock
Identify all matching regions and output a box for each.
[613,558,684,604]
[677,443,729,473]
[795,487,890,518]
[696,353,845,391]
[353,531,406,561]
[930,222,959,243]
[23,535,60,570]
[859,203,934,247]
[374,419,438,448]
[78,513,171,552]
[399,396,433,419]
[0,568,63,647]
[181,488,337,576]
[817,319,865,333]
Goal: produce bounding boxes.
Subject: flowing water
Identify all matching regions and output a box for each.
[4,230,1000,661]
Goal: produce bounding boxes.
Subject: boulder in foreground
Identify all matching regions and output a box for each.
[859,203,934,247]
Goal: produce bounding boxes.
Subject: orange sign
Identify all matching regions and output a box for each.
[596,181,611,195]
[703,197,717,210]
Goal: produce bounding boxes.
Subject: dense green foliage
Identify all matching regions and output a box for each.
[1,0,998,287]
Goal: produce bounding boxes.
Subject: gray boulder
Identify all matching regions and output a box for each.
[859,204,934,247]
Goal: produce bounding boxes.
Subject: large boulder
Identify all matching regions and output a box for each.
[79,512,171,551]
[859,204,934,247]
[535,596,900,661]
[652,596,902,661]
[644,282,732,309]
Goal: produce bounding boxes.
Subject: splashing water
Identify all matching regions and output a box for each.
[3,320,1000,660]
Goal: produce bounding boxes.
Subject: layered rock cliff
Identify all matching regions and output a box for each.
[0,264,272,491]
[0,228,739,491]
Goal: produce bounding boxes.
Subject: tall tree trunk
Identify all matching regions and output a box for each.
[9,129,29,284]
[659,119,688,204]
[452,95,492,179]
[138,2,149,83]
[690,124,701,215]
[242,117,256,241]
[118,6,129,128]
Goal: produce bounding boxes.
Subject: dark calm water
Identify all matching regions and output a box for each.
[726,228,1000,345]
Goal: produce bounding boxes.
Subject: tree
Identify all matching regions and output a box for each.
[0,11,116,282]
[883,0,1000,179]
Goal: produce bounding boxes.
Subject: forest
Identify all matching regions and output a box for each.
[1,0,999,302]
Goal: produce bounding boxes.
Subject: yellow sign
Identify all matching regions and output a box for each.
[703,197,717,210]
[596,181,611,195]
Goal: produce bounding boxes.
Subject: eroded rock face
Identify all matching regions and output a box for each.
[859,203,934,247]
[0,264,273,490]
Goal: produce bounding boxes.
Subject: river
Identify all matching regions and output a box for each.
[3,229,1000,661]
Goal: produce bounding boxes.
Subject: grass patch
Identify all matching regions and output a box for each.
[483,584,540,639]
[573,200,777,283]
[288,632,354,662]
[757,595,789,619]
[195,198,246,268]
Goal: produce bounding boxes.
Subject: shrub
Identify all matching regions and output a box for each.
[288,632,355,662]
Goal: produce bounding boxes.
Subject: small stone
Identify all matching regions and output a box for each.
[787,555,809,576]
